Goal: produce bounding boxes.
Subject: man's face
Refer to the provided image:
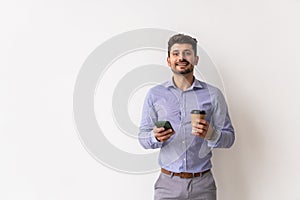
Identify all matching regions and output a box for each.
[167,43,199,75]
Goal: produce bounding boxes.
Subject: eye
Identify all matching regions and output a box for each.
[183,51,192,56]
[172,52,179,56]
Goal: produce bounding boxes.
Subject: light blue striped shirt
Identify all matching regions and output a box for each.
[138,77,235,173]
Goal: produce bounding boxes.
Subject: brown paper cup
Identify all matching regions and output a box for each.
[191,110,206,132]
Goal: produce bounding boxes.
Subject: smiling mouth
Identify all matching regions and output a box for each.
[176,62,189,66]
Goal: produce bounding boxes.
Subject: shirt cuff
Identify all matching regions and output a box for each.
[206,129,221,147]
[150,131,163,144]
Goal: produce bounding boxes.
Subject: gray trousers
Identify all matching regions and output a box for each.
[154,171,217,200]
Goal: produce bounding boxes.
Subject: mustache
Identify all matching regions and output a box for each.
[175,59,190,65]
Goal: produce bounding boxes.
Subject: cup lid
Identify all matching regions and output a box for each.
[190,110,206,114]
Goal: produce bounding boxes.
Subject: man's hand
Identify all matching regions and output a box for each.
[192,119,214,140]
[154,127,175,142]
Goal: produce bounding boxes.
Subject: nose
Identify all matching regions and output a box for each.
[178,53,184,60]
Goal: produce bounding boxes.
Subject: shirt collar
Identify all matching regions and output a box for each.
[164,76,203,89]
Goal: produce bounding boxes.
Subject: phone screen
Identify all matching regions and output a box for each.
[155,121,173,130]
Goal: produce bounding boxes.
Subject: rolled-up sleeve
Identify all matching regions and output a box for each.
[208,88,235,148]
[138,91,163,149]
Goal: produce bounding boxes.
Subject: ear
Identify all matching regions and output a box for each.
[194,55,199,66]
[167,57,171,67]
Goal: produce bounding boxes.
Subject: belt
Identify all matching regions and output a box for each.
[161,168,210,179]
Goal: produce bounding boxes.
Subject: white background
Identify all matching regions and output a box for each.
[1,0,300,199]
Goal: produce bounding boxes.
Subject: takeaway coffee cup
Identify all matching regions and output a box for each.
[191,110,206,132]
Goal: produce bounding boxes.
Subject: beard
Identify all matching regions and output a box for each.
[171,67,193,75]
[171,59,194,75]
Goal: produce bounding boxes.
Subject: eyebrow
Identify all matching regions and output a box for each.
[171,49,192,52]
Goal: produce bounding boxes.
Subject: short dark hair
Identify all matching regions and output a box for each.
[168,33,198,57]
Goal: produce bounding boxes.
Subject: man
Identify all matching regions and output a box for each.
[138,33,235,200]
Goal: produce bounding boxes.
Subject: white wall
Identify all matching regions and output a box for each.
[1,0,300,199]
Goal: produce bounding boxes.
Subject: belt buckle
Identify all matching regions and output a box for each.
[179,172,193,178]
[179,173,184,178]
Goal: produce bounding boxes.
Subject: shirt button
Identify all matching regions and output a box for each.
[183,158,186,161]
[182,141,185,144]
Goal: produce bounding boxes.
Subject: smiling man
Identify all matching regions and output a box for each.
[138,34,235,200]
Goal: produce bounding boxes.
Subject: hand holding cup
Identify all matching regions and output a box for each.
[191,110,213,139]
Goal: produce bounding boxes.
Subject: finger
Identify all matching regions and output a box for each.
[155,129,173,138]
[193,128,205,134]
[192,126,207,134]
[154,127,165,133]
[158,133,173,142]
[158,129,173,135]
[193,123,208,132]
[193,123,206,130]
[192,131,205,138]
[199,119,209,125]
[158,130,175,141]
[200,126,208,132]
[162,129,173,135]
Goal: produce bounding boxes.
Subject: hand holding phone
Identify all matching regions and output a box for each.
[154,121,174,142]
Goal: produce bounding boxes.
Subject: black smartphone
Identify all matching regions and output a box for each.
[155,121,173,130]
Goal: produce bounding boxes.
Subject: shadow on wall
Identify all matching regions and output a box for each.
[212,99,264,200]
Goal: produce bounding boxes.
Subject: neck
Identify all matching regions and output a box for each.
[173,73,194,91]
